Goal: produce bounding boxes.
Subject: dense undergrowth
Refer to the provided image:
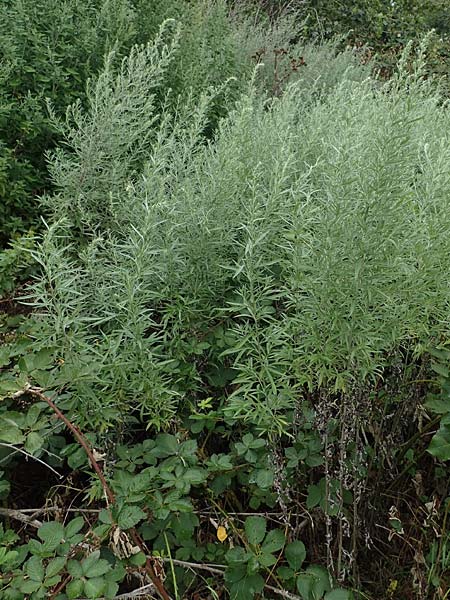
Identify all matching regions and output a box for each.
[1,1,450,599]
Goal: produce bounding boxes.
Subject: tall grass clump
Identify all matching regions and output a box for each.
[29,33,450,433]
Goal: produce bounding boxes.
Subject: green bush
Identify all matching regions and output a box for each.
[0,0,138,246]
[0,0,256,249]
[27,37,450,434]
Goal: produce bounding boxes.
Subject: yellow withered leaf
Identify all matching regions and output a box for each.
[217,526,228,542]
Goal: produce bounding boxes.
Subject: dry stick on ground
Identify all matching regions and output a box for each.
[12,384,172,600]
[0,507,43,528]
[5,506,101,514]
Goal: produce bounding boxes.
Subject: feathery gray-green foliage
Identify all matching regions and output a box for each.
[30,31,450,433]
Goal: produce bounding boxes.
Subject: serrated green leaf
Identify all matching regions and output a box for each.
[105,580,120,599]
[297,572,314,599]
[431,361,449,378]
[0,475,10,498]
[66,578,84,599]
[285,540,306,570]
[37,521,65,549]
[306,484,322,509]
[225,564,247,584]
[261,529,285,554]
[129,551,147,566]
[81,550,100,573]
[25,404,43,427]
[226,547,250,565]
[44,574,61,587]
[229,573,265,600]
[428,426,450,461]
[65,517,84,539]
[67,559,83,579]
[424,397,450,414]
[84,576,107,599]
[254,469,274,489]
[117,505,146,529]
[25,431,44,454]
[19,579,42,593]
[26,555,45,582]
[83,558,111,578]
[0,426,24,445]
[155,433,178,456]
[307,565,331,598]
[245,516,266,545]
[81,551,110,578]
[27,538,46,557]
[183,467,207,484]
[46,556,66,578]
[258,551,277,567]
[277,566,294,580]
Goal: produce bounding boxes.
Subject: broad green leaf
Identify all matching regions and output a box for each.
[31,348,55,371]
[226,547,250,565]
[84,577,107,599]
[424,397,450,414]
[46,556,66,578]
[258,551,278,567]
[44,574,61,587]
[26,555,45,582]
[297,573,314,600]
[171,512,198,542]
[65,517,85,539]
[261,529,285,554]
[66,445,88,469]
[229,573,265,600]
[245,516,266,545]
[431,361,449,378]
[225,564,247,584]
[306,484,322,509]
[0,475,10,498]
[19,579,42,594]
[0,426,24,445]
[307,565,332,598]
[25,432,44,454]
[254,469,274,489]
[166,498,193,512]
[246,554,261,574]
[155,433,178,456]
[427,426,450,461]
[81,550,101,575]
[25,404,43,427]
[285,540,307,570]
[182,467,207,484]
[277,566,295,580]
[129,551,147,566]
[67,559,84,579]
[37,521,65,549]
[66,578,84,599]
[82,551,111,578]
[84,557,111,578]
[0,548,18,566]
[117,505,146,529]
[105,580,120,599]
